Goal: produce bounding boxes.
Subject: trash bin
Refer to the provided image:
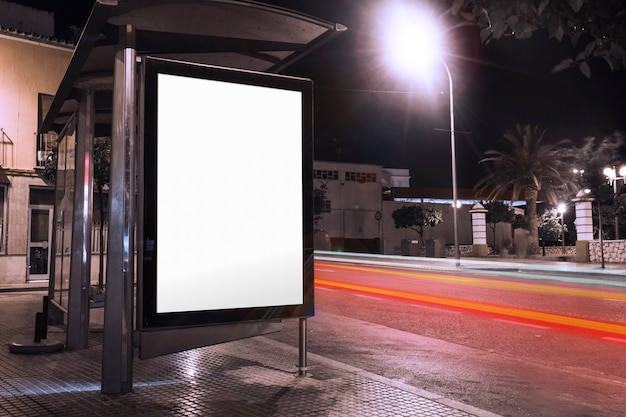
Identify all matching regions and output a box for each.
[426,239,446,257]
[433,238,446,257]
[401,239,419,256]
[425,239,435,257]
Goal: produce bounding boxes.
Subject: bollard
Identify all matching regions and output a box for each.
[34,312,43,343]
[41,296,49,340]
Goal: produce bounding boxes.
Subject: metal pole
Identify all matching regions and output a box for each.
[612,169,619,239]
[598,200,605,268]
[561,213,565,255]
[298,317,308,376]
[66,88,94,350]
[442,61,460,266]
[102,24,136,394]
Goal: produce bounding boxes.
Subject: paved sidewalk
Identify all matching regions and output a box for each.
[0,292,500,417]
[3,256,623,416]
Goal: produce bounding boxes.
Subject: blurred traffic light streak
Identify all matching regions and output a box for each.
[315,263,626,340]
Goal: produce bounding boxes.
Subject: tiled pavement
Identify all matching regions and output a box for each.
[0,292,500,417]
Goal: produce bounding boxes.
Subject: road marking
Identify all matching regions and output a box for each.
[492,318,551,330]
[603,298,626,303]
[355,294,386,301]
[602,337,626,344]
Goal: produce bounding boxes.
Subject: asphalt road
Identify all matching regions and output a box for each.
[267,258,626,417]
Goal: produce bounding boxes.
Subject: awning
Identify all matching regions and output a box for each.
[40,0,346,132]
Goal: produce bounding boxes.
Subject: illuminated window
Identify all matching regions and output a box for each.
[314,169,338,180]
[345,171,377,183]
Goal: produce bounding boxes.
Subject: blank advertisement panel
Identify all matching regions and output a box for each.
[141,57,313,331]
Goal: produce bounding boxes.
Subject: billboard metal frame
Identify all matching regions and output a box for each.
[136,56,314,358]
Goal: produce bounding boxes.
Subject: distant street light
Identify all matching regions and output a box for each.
[603,165,626,239]
[382,3,460,266]
[557,203,566,255]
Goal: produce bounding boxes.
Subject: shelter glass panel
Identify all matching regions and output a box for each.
[51,116,76,310]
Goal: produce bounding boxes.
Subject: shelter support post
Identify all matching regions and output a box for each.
[102,24,136,395]
[66,88,95,350]
[298,317,307,376]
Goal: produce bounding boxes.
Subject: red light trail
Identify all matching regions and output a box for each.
[315,261,626,340]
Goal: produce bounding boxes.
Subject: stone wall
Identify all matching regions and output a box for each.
[540,246,577,256]
[589,240,626,263]
[444,245,473,257]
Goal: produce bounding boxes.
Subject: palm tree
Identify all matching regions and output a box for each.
[475,124,575,251]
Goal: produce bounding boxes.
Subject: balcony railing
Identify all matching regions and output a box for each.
[0,128,14,168]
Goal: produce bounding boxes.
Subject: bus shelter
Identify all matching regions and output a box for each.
[40,0,345,394]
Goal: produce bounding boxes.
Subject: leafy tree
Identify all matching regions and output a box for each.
[512,213,529,230]
[475,124,575,250]
[483,200,515,246]
[538,207,568,242]
[570,131,626,192]
[41,147,58,186]
[93,136,111,289]
[391,205,443,246]
[569,132,626,239]
[313,182,328,229]
[447,0,626,77]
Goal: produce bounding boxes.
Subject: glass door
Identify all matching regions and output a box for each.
[27,205,53,281]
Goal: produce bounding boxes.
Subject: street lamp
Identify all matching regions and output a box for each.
[603,165,626,239]
[557,203,566,255]
[382,3,460,266]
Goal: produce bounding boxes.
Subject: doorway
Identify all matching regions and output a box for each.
[28,206,53,281]
[28,187,55,282]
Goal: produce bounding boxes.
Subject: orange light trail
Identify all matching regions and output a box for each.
[315,278,626,337]
[315,260,626,338]
[315,261,626,302]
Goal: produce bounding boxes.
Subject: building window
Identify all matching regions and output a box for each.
[37,94,57,167]
[0,186,4,251]
[314,169,339,180]
[323,199,331,213]
[345,171,377,183]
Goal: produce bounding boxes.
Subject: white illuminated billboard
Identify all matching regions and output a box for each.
[140,57,314,328]
[156,74,303,313]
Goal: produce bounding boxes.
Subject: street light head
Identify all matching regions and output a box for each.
[557,203,566,214]
[619,166,626,177]
[603,167,616,180]
[382,2,444,81]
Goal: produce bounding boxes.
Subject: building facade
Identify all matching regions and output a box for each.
[0,3,73,284]
[313,161,476,255]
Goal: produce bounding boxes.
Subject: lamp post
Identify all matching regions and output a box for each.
[603,165,626,239]
[598,199,605,268]
[557,203,566,255]
[382,3,460,266]
[442,60,460,266]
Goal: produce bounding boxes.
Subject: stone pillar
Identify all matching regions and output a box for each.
[470,203,489,257]
[572,190,593,262]
[573,191,594,241]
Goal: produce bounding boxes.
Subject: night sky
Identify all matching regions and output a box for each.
[12,0,626,188]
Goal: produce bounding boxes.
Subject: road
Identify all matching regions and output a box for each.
[267,256,626,417]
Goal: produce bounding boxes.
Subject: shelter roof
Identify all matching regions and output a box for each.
[41,0,346,132]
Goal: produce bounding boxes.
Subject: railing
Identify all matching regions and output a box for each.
[0,128,14,168]
[91,223,108,254]
[36,132,57,168]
